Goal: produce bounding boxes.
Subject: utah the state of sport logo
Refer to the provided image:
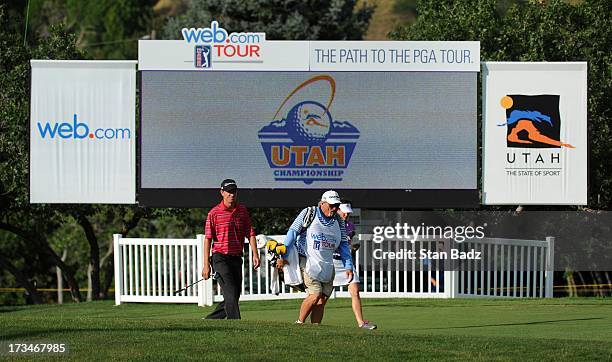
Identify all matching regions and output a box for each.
[257,75,360,184]
[498,94,574,178]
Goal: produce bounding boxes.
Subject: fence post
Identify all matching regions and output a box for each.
[443,239,457,298]
[444,269,458,298]
[452,269,459,298]
[196,234,205,307]
[196,234,214,306]
[113,234,122,306]
[545,236,555,298]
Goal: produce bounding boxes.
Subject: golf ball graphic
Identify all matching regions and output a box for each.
[287,101,332,144]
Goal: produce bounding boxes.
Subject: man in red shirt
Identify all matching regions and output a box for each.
[202,179,260,319]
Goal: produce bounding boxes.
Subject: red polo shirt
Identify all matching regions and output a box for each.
[205,202,256,256]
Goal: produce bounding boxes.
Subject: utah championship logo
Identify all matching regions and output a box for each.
[498,94,574,149]
[258,75,360,184]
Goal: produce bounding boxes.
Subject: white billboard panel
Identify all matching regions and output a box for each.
[30,60,136,204]
[482,62,587,205]
[138,40,480,72]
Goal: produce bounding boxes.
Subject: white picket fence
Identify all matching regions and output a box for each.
[454,237,554,298]
[113,234,208,306]
[113,234,554,306]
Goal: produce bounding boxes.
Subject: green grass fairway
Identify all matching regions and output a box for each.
[2,298,612,361]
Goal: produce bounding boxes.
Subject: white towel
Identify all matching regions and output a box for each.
[282,243,303,286]
[270,267,281,295]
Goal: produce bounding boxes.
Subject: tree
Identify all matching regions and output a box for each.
[63,0,157,59]
[0,6,87,302]
[1,4,196,303]
[389,0,611,211]
[162,0,375,40]
[8,0,158,60]
[0,231,47,305]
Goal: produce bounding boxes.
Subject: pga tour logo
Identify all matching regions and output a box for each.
[258,75,360,184]
[195,45,211,68]
[182,21,264,69]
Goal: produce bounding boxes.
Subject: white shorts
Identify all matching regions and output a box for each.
[332,259,360,286]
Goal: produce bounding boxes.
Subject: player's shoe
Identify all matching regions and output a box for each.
[359,321,377,330]
[294,320,304,325]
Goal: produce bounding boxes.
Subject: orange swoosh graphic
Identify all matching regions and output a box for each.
[273,75,335,121]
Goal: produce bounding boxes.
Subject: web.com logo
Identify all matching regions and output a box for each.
[181,21,264,45]
[36,114,131,140]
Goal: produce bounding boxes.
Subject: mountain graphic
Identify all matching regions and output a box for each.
[258,119,287,134]
[258,119,358,135]
[330,120,359,134]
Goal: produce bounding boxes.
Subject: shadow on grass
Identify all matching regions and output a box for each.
[355,302,507,309]
[0,308,22,313]
[419,317,604,330]
[1,324,245,340]
[360,301,612,309]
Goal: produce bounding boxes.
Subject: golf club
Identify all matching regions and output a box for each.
[173,278,205,295]
[173,272,220,295]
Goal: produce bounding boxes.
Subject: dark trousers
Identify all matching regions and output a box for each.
[205,253,243,319]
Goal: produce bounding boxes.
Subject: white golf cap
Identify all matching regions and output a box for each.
[321,190,341,205]
[339,203,353,214]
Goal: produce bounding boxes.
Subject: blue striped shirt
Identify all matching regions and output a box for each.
[284,207,352,270]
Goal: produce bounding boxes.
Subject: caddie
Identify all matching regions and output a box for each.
[279,190,353,325]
